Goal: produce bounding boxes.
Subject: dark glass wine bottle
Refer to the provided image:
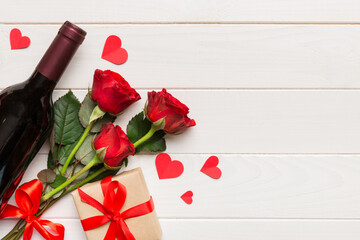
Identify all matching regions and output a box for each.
[0,21,86,214]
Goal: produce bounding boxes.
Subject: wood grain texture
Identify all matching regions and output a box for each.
[34,89,360,154]
[4,24,360,89]
[1,219,360,240]
[1,4,360,237]
[5,153,360,219]
[1,1,360,23]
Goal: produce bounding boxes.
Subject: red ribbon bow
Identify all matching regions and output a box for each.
[0,179,65,240]
[78,176,155,240]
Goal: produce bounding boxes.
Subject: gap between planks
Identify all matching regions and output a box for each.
[6,88,360,91]
[3,217,360,221]
[4,22,360,25]
[52,88,360,91]
[35,153,360,156]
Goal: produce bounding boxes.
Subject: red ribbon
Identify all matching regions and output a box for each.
[0,179,65,240]
[78,176,155,240]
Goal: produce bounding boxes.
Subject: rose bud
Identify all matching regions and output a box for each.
[145,88,196,134]
[91,69,141,115]
[93,123,135,169]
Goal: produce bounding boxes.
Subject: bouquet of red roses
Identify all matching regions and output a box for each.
[0,69,195,240]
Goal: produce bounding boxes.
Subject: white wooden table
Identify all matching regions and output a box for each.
[2,1,360,239]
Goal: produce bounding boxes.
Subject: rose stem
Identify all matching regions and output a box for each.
[1,218,25,240]
[4,199,58,240]
[1,230,16,240]
[42,155,101,201]
[6,156,102,238]
[11,227,25,240]
[5,167,109,239]
[66,167,107,193]
[133,124,157,149]
[6,134,152,239]
[60,121,94,175]
[42,167,107,211]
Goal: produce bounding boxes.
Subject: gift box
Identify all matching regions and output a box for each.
[72,168,162,240]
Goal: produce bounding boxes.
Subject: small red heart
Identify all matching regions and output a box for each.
[181,191,193,205]
[101,35,128,65]
[200,156,222,179]
[10,28,30,50]
[155,153,184,179]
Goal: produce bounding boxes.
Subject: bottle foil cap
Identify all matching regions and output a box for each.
[59,21,87,44]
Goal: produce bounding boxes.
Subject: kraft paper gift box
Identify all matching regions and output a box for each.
[72,167,162,240]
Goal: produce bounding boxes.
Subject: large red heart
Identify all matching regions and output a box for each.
[10,28,30,50]
[200,156,222,179]
[181,191,193,205]
[155,153,184,179]
[101,35,128,65]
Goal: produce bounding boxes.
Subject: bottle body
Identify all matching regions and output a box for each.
[0,21,86,214]
[0,72,55,211]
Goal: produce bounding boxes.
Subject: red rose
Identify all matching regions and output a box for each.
[146,88,196,134]
[93,123,135,168]
[91,69,141,115]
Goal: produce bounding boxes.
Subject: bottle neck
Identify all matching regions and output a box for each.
[35,32,81,82]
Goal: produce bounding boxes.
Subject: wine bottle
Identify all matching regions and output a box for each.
[0,21,86,214]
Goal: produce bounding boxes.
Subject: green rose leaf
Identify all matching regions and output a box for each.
[91,114,116,133]
[127,112,148,143]
[141,130,166,152]
[54,90,83,145]
[47,150,55,169]
[62,164,89,182]
[79,93,116,132]
[88,165,120,183]
[49,127,55,153]
[50,174,67,188]
[55,142,78,165]
[75,134,96,165]
[37,169,56,184]
[73,164,90,182]
[78,93,96,127]
[43,185,64,199]
[127,111,166,153]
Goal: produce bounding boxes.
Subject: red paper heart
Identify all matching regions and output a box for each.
[200,156,222,179]
[181,191,193,205]
[101,35,128,65]
[10,28,30,50]
[155,153,184,179]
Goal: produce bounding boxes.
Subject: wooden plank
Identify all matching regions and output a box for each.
[35,89,360,154]
[159,219,360,240]
[7,154,360,219]
[3,24,360,89]
[1,1,360,23]
[1,219,360,240]
[0,219,86,240]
